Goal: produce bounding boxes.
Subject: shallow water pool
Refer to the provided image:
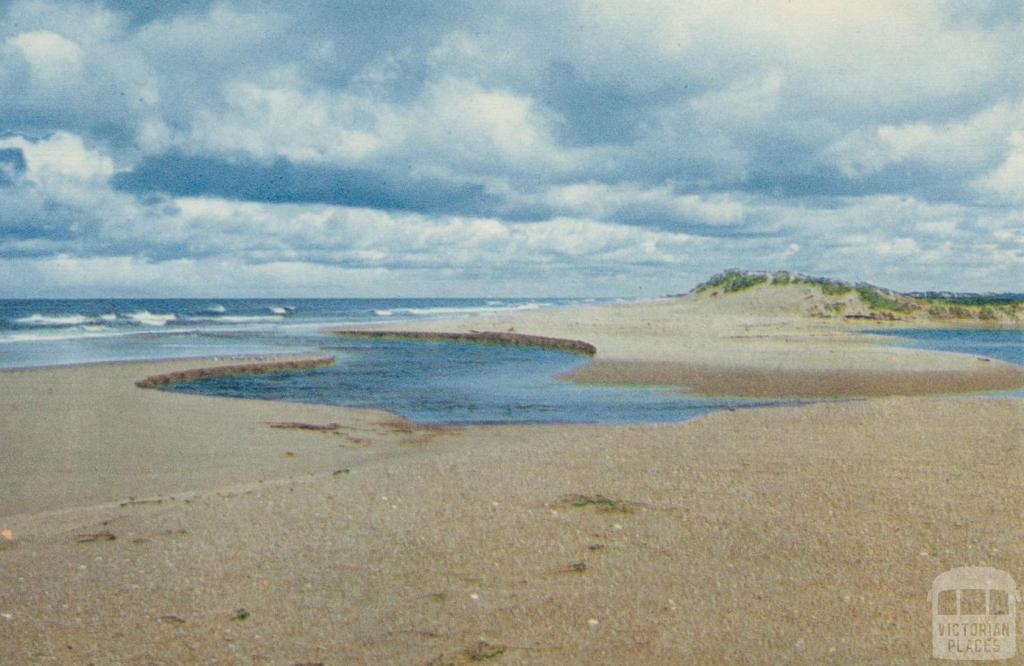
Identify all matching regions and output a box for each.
[167,328,1023,424]
[169,337,796,424]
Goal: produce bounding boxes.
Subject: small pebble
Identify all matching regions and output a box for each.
[470,593,479,600]
[1,613,12,621]
[587,618,599,627]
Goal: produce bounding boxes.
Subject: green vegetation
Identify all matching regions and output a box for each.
[799,276,854,296]
[470,641,505,661]
[854,285,916,313]
[697,269,854,295]
[562,494,634,513]
[696,270,769,293]
[720,271,769,292]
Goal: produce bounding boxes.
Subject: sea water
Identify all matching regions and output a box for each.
[0,298,584,369]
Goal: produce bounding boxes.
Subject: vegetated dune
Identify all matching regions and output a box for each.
[688,270,1024,324]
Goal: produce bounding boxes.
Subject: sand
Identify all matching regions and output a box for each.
[1,287,1022,664]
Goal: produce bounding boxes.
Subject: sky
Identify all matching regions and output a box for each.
[0,0,1021,297]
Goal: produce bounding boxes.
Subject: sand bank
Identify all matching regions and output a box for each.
[335,330,597,355]
[0,354,1021,663]
[134,353,335,388]
[567,359,1024,397]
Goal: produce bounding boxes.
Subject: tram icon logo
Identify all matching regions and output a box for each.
[930,567,1019,661]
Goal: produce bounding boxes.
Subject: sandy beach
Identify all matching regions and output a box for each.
[2,286,1022,664]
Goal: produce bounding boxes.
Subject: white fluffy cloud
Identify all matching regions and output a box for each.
[974,130,1024,203]
[7,30,83,82]
[826,100,1024,178]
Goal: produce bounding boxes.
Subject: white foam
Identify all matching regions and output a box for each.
[204,304,226,314]
[126,311,177,326]
[0,327,127,343]
[99,313,118,322]
[374,309,394,316]
[269,306,288,315]
[14,313,91,326]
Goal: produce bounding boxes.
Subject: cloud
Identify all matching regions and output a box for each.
[973,130,1024,203]
[822,100,1024,203]
[0,133,149,259]
[0,147,26,184]
[7,30,83,81]
[171,75,588,182]
[0,6,157,146]
[0,0,1022,294]
[539,183,765,237]
[111,152,507,216]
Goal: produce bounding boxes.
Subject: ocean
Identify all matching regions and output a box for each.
[0,297,587,370]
